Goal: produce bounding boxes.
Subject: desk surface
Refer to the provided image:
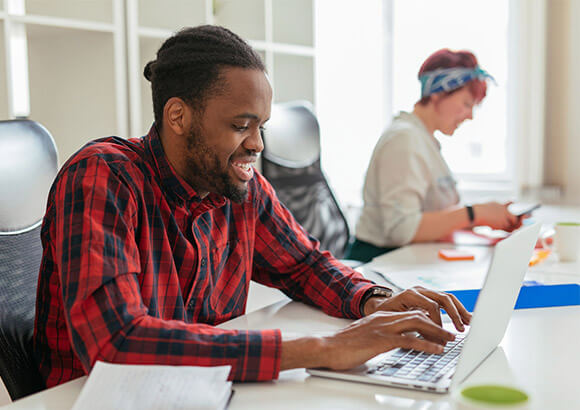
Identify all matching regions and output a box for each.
[3,206,580,410]
[4,302,579,410]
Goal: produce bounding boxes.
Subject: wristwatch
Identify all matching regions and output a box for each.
[360,286,394,316]
[465,205,475,225]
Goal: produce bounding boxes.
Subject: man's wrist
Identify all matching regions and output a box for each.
[280,335,326,370]
[363,296,390,316]
[360,286,393,316]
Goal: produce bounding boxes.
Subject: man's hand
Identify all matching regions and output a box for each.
[281,309,457,371]
[280,286,472,372]
[363,286,471,332]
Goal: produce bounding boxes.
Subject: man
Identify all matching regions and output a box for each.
[34,25,470,388]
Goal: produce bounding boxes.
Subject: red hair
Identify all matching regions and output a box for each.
[417,48,487,105]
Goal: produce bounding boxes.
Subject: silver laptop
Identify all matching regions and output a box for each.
[307,222,541,393]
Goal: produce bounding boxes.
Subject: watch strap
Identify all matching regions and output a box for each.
[360,286,394,316]
[466,205,475,224]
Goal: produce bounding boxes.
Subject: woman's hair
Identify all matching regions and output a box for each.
[417,48,487,105]
[144,25,265,125]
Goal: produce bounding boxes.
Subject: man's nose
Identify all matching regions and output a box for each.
[245,128,264,153]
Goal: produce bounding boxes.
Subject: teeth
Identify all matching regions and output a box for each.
[234,162,251,171]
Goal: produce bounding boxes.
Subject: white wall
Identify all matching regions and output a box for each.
[315,0,387,217]
[27,25,119,164]
[564,0,580,202]
[545,0,580,204]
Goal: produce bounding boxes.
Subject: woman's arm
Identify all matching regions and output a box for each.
[412,202,522,243]
[412,205,471,242]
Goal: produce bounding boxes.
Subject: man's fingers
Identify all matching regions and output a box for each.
[425,290,464,331]
[394,334,445,355]
[386,313,456,345]
[366,310,454,345]
[413,288,471,331]
[446,292,471,324]
[393,288,444,326]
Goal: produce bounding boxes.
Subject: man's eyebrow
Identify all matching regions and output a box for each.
[233,113,259,120]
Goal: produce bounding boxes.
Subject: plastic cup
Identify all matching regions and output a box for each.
[554,222,580,262]
[453,384,530,409]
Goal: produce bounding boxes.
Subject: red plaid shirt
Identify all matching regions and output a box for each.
[33,125,375,388]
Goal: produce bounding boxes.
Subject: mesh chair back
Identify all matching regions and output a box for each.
[0,119,58,400]
[261,102,350,257]
[0,227,45,400]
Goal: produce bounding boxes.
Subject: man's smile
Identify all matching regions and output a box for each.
[230,158,256,181]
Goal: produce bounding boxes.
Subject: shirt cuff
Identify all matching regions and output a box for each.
[230,329,281,381]
[350,283,379,319]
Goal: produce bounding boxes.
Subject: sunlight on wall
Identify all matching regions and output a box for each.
[393,0,509,178]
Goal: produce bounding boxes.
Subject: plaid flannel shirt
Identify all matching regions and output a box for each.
[34,125,375,388]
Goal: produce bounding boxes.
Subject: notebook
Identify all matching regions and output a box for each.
[72,361,233,410]
[307,222,541,393]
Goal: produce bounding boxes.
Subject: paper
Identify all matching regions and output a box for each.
[72,361,232,410]
[370,267,487,291]
[448,229,505,246]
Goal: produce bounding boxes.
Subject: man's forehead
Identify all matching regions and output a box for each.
[208,68,272,118]
[218,67,269,92]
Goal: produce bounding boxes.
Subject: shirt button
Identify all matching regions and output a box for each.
[188,300,195,309]
[200,257,206,267]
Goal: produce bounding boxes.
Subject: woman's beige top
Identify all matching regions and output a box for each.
[355,112,460,247]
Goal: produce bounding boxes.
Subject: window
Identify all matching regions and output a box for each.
[316,0,542,221]
[392,0,510,181]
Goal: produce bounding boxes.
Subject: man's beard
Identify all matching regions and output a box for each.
[184,126,248,204]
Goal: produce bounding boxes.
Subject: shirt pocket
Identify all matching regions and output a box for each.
[209,239,246,318]
[425,175,459,210]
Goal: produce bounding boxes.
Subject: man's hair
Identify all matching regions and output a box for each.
[144,25,266,125]
[417,48,487,105]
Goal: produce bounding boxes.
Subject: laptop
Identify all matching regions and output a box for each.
[307,222,541,393]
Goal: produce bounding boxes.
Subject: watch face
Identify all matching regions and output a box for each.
[373,287,392,297]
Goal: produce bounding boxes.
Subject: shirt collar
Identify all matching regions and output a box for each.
[144,123,227,210]
[399,111,442,151]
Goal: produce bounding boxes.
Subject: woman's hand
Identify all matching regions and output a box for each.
[473,202,521,232]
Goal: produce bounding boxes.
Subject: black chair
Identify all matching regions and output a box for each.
[261,101,352,259]
[0,119,58,401]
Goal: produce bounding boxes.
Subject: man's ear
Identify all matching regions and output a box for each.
[163,97,191,136]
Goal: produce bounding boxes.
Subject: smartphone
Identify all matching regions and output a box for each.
[510,203,541,217]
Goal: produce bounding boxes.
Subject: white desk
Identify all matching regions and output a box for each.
[4,302,579,410]
[3,207,580,409]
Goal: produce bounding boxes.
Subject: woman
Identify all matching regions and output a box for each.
[347,49,521,262]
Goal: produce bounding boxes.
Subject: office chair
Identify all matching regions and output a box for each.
[261,101,352,259]
[0,119,58,400]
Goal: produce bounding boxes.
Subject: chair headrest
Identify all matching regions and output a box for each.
[262,101,320,168]
[0,120,58,234]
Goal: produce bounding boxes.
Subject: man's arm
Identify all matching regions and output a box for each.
[54,157,281,381]
[250,172,375,320]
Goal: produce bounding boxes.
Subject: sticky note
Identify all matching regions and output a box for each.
[438,249,475,261]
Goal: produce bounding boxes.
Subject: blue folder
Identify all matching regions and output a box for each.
[445,283,580,312]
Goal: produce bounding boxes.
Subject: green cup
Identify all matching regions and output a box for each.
[555,222,580,227]
[454,384,530,409]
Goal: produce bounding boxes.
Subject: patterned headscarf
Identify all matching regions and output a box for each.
[419,66,495,98]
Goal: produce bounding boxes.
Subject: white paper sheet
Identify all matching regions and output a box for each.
[72,361,232,410]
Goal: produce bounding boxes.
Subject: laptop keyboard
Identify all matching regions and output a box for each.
[368,333,466,383]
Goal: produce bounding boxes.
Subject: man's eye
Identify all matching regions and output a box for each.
[233,125,248,131]
[259,126,266,132]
